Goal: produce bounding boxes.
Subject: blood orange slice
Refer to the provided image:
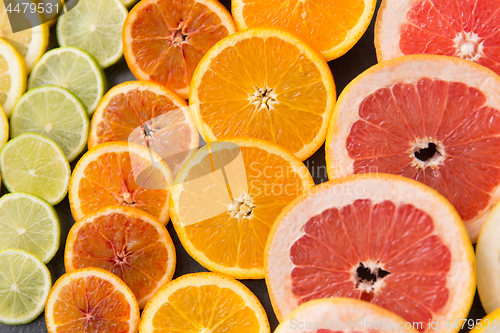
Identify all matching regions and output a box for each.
[65,206,176,308]
[375,0,500,76]
[275,298,419,333]
[265,174,475,333]
[45,267,140,333]
[89,81,199,176]
[325,55,500,242]
[122,0,236,99]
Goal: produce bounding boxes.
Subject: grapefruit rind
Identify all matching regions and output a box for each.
[264,173,475,332]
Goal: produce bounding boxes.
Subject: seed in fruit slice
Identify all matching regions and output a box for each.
[28,46,107,115]
[0,106,8,151]
[65,205,176,308]
[10,86,89,162]
[69,142,173,224]
[170,138,314,279]
[232,0,376,61]
[275,298,419,333]
[375,0,500,77]
[325,55,500,242]
[0,133,71,205]
[140,272,270,333]
[89,81,199,177]
[265,174,475,332]
[0,38,26,117]
[57,0,128,68]
[469,307,500,333]
[190,27,336,161]
[0,192,60,263]
[0,249,51,325]
[123,0,237,99]
[45,267,140,333]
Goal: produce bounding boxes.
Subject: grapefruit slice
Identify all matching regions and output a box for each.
[265,174,475,333]
[375,0,500,76]
[232,0,377,61]
[69,142,173,224]
[89,81,199,176]
[122,0,236,99]
[45,267,140,333]
[65,206,176,309]
[275,298,420,333]
[170,138,314,279]
[139,272,270,333]
[190,27,336,161]
[325,55,500,242]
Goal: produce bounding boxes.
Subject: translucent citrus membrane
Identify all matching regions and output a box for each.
[346,78,500,222]
[197,36,327,155]
[78,151,168,218]
[129,0,231,91]
[177,143,308,269]
[52,276,132,331]
[239,0,364,52]
[400,0,500,75]
[68,212,172,306]
[151,285,260,332]
[290,199,451,331]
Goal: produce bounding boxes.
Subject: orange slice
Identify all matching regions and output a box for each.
[232,0,377,61]
[275,298,419,333]
[65,206,176,309]
[190,27,336,161]
[45,267,140,333]
[89,81,199,176]
[265,174,475,333]
[140,272,270,333]
[170,137,314,279]
[325,55,500,242]
[122,0,236,99]
[69,142,173,224]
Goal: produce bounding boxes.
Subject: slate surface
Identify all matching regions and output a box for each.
[0,0,487,332]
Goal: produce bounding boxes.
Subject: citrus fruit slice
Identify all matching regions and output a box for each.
[65,205,176,308]
[0,38,26,117]
[10,86,89,162]
[0,192,60,263]
[470,308,500,333]
[0,106,8,151]
[0,0,49,72]
[170,138,314,279]
[476,202,500,313]
[0,249,51,325]
[190,27,336,161]
[122,0,236,99]
[375,0,500,77]
[265,174,475,332]
[232,0,376,61]
[0,133,71,205]
[325,55,500,242]
[57,0,128,68]
[69,142,173,224]
[140,272,270,333]
[28,46,106,115]
[275,298,420,333]
[88,81,199,177]
[45,267,140,333]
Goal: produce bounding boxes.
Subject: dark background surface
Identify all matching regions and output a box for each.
[0,0,488,331]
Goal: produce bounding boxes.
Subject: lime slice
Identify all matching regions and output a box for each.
[10,86,89,162]
[28,47,106,115]
[0,133,71,205]
[0,249,51,325]
[0,192,60,263]
[0,39,26,117]
[57,0,128,68]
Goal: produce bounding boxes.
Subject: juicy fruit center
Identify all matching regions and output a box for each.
[354,262,391,301]
[454,31,483,61]
[249,87,277,110]
[229,195,256,220]
[170,23,188,47]
[412,140,445,168]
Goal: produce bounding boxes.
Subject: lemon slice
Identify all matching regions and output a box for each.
[0,39,26,117]
[0,106,8,151]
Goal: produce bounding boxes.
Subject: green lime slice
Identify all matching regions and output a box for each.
[10,86,89,162]
[57,0,128,68]
[0,192,60,263]
[28,47,107,115]
[0,133,71,205]
[0,249,51,325]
